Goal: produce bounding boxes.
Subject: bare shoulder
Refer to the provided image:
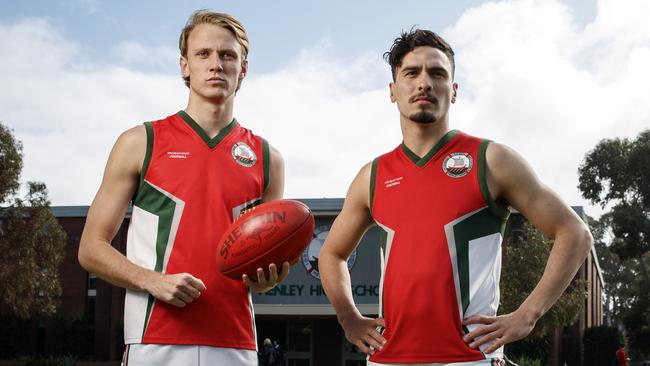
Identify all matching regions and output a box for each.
[108,125,147,175]
[324,161,375,255]
[485,141,590,241]
[353,161,373,189]
[358,161,372,179]
[485,141,524,167]
[346,161,373,209]
[268,143,284,164]
[87,125,147,232]
[485,141,540,193]
[116,125,146,153]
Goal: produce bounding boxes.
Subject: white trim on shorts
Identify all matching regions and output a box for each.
[122,344,257,366]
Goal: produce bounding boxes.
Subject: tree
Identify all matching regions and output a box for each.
[583,325,620,366]
[589,214,638,327]
[578,130,650,260]
[578,129,650,355]
[500,221,586,337]
[0,122,23,204]
[0,122,67,318]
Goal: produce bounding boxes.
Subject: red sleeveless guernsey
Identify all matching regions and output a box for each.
[124,111,269,350]
[369,130,510,363]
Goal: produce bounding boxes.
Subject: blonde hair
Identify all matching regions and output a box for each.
[179,10,249,87]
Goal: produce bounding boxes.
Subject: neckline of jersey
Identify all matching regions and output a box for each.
[401,129,460,167]
[177,110,239,149]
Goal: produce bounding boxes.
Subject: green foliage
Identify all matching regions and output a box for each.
[0,315,94,360]
[501,222,586,338]
[0,182,67,318]
[593,214,650,355]
[24,354,78,366]
[621,252,650,355]
[590,215,636,325]
[508,355,542,366]
[579,130,650,356]
[0,125,68,319]
[0,122,24,204]
[583,325,620,366]
[578,129,650,260]
[504,334,550,365]
[45,316,94,358]
[0,315,36,358]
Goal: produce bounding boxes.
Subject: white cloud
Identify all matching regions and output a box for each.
[111,41,178,71]
[445,0,650,214]
[0,18,185,204]
[236,40,397,198]
[1,0,648,217]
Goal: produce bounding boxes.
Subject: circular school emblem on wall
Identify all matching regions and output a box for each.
[231,142,257,167]
[302,225,357,280]
[442,152,473,178]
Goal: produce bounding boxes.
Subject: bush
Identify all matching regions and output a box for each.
[24,355,77,366]
[45,316,94,358]
[505,334,550,365]
[509,355,542,366]
[583,325,620,366]
[0,314,94,360]
[0,315,37,358]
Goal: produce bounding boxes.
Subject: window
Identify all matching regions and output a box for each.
[342,337,366,365]
[286,320,312,366]
[86,273,97,323]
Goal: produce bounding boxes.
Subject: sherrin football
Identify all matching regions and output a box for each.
[216,199,315,281]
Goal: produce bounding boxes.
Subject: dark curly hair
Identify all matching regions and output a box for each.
[384,29,455,81]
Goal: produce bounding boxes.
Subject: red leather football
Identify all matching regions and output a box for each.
[216,199,315,281]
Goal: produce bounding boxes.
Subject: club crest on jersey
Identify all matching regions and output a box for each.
[302,225,357,280]
[442,152,473,178]
[231,142,257,167]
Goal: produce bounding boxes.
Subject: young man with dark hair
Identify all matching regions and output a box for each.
[78,10,287,366]
[320,29,593,365]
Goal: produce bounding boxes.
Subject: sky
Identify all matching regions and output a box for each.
[1,0,648,219]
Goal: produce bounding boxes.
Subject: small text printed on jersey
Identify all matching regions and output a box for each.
[384,176,403,188]
[167,151,190,159]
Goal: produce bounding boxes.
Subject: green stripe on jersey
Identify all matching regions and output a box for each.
[377,224,388,318]
[177,110,238,149]
[262,139,270,193]
[375,222,395,319]
[140,122,154,189]
[369,158,379,215]
[478,140,510,220]
[401,129,460,167]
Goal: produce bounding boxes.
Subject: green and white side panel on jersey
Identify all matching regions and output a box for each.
[231,197,262,221]
[375,221,396,319]
[444,206,505,356]
[124,180,185,344]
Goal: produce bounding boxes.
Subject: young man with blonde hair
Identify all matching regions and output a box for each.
[320,29,593,365]
[79,10,287,366]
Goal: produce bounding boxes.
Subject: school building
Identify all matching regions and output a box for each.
[1,199,603,365]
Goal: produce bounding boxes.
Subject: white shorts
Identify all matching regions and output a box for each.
[367,359,505,366]
[122,344,257,366]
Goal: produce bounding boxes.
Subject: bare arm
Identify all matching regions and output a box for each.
[464,143,593,352]
[320,163,386,355]
[78,126,205,307]
[244,144,290,292]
